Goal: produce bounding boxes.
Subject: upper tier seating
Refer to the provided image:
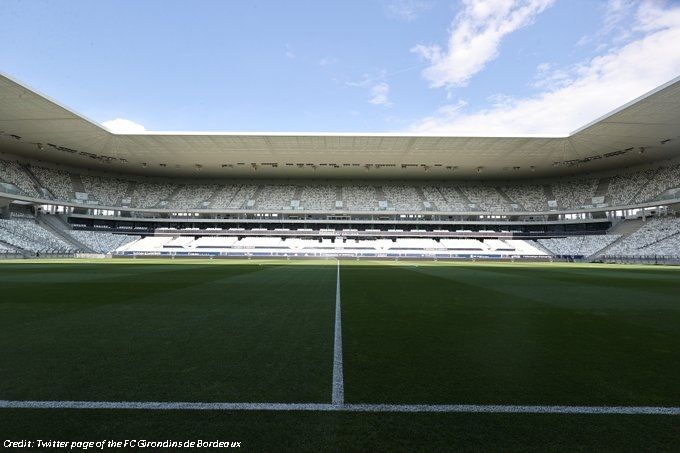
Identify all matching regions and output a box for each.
[552,178,598,209]
[635,164,680,203]
[383,185,422,211]
[606,169,655,206]
[502,184,547,211]
[0,160,38,197]
[81,174,128,206]
[342,185,378,211]
[171,184,219,209]
[31,166,74,200]
[131,182,176,208]
[2,157,679,213]
[462,186,513,211]
[430,186,466,211]
[301,185,336,210]
[255,185,297,210]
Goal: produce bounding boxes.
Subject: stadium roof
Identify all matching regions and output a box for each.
[1,72,679,179]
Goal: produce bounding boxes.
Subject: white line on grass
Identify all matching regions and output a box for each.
[332,259,344,406]
[0,400,678,415]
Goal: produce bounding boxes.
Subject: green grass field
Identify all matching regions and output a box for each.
[1,259,679,451]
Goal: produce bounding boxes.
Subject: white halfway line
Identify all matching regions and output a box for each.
[332,260,344,406]
[0,401,678,414]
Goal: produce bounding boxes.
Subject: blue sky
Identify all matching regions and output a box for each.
[1,0,679,134]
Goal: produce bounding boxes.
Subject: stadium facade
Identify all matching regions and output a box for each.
[1,73,679,261]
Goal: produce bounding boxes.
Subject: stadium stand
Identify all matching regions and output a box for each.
[205,185,242,209]
[552,178,598,209]
[606,217,680,257]
[67,231,140,254]
[115,236,550,258]
[300,185,336,211]
[502,184,548,211]
[606,168,656,206]
[131,182,175,208]
[0,219,76,253]
[81,174,128,206]
[634,164,680,203]
[342,185,379,211]
[429,186,467,211]
[228,185,257,209]
[537,235,621,257]
[383,185,423,211]
[31,166,74,201]
[255,185,297,210]
[461,186,513,211]
[171,184,219,209]
[3,157,680,213]
[0,160,39,197]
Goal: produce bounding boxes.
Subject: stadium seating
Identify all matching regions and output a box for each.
[552,178,598,209]
[255,185,297,210]
[607,217,680,257]
[226,185,257,209]
[462,186,513,211]
[635,164,680,203]
[67,230,140,253]
[502,184,548,211]
[0,219,76,253]
[115,236,551,258]
[428,186,467,211]
[31,166,74,200]
[171,184,219,209]
[0,160,38,197]
[382,185,423,211]
[131,182,175,208]
[2,157,680,213]
[606,169,655,206]
[81,174,128,206]
[342,185,379,210]
[301,185,336,210]
[538,235,620,257]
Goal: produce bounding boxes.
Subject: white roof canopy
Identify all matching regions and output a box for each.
[1,73,679,179]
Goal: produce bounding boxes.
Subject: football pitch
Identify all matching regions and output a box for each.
[1,259,679,451]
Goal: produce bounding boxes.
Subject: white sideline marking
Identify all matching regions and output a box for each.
[0,400,678,415]
[332,260,344,406]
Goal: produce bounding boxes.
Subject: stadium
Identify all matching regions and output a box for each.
[1,1,680,450]
[2,73,680,262]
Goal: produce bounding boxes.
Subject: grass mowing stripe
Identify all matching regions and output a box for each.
[1,400,679,415]
[341,264,680,406]
[332,260,344,406]
[0,263,336,403]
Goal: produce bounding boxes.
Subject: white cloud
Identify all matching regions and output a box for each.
[635,0,680,31]
[532,62,573,90]
[346,71,394,106]
[410,0,680,136]
[385,0,432,21]
[369,82,392,106]
[576,0,638,49]
[285,44,296,59]
[603,0,637,34]
[411,0,555,89]
[102,118,146,133]
[319,56,338,67]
